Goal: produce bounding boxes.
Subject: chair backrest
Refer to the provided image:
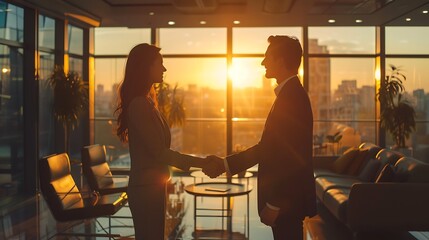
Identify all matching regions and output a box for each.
[81,144,114,191]
[39,153,83,220]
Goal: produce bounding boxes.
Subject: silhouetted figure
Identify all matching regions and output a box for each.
[203,36,317,240]
[115,43,219,239]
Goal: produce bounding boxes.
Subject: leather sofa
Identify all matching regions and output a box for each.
[314,142,429,232]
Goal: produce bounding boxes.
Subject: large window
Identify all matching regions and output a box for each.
[308,27,377,155]
[93,28,150,159]
[385,58,429,158]
[232,27,302,151]
[0,1,24,198]
[385,27,429,159]
[94,25,429,163]
[160,28,227,156]
[38,15,55,158]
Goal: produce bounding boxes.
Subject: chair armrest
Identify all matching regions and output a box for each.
[110,168,130,175]
[99,175,129,178]
[347,183,429,231]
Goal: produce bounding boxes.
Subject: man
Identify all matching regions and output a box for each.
[204,35,317,240]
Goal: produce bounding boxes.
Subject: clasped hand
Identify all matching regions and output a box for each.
[202,155,225,178]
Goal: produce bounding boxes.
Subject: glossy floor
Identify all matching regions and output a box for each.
[96,175,428,240]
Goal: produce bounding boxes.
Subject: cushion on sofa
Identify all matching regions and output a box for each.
[374,149,404,177]
[375,164,396,183]
[395,157,429,183]
[332,147,360,174]
[358,158,381,182]
[315,176,361,200]
[345,149,369,176]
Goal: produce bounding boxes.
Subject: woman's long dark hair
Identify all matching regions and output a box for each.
[115,43,161,142]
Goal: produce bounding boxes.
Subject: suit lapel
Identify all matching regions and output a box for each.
[261,76,299,136]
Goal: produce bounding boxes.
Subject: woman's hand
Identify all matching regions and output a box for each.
[202,155,225,178]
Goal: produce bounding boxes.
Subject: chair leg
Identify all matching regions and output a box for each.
[48,220,121,240]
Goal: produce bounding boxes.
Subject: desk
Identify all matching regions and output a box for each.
[185,182,253,238]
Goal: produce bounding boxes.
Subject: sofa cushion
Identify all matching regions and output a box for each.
[374,149,404,177]
[375,164,396,183]
[358,158,381,182]
[395,157,429,183]
[345,149,369,176]
[323,187,350,223]
[332,147,360,174]
[315,175,361,200]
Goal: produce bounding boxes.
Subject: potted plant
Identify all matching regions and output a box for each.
[155,82,186,127]
[377,64,416,151]
[49,65,88,154]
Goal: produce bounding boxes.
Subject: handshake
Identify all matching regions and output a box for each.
[202,155,226,178]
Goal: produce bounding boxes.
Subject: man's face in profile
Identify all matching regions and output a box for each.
[261,45,283,79]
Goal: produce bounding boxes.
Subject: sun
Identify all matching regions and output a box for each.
[228,60,265,88]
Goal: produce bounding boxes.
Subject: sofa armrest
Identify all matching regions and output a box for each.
[347,183,429,231]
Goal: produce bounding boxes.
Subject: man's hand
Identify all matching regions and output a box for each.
[260,204,280,227]
[202,155,225,178]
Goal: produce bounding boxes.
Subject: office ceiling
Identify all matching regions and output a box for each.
[29,0,429,27]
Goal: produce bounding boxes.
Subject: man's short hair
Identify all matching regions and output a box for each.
[267,35,302,71]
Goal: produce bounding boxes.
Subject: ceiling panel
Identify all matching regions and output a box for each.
[31,0,429,27]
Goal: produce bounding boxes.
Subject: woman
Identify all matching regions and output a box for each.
[115,43,210,239]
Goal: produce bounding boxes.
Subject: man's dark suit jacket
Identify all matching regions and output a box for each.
[226,76,317,220]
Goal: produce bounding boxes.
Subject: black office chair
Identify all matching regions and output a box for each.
[39,153,128,239]
[81,144,128,195]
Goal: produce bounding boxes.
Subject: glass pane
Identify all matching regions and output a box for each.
[38,15,55,49]
[94,58,126,117]
[93,119,128,164]
[308,27,375,54]
[309,57,376,155]
[413,122,429,163]
[313,121,377,156]
[163,58,227,118]
[386,58,429,116]
[385,58,429,157]
[68,24,83,55]
[0,1,24,43]
[180,121,226,156]
[233,27,302,54]
[38,52,55,158]
[232,121,265,153]
[231,57,276,118]
[69,57,83,76]
[160,28,226,54]
[385,58,429,120]
[0,44,24,197]
[94,27,150,55]
[386,27,429,54]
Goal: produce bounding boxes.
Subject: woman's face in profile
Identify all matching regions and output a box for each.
[149,53,167,84]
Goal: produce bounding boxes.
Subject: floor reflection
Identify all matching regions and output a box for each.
[98,175,273,239]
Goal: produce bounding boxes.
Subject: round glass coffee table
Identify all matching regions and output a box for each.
[185,182,253,238]
[190,170,253,185]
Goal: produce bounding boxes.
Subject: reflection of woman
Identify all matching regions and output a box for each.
[115,43,209,239]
